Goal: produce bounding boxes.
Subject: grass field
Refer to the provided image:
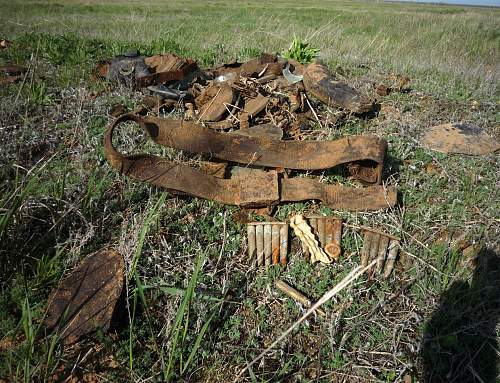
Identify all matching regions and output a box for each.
[0,0,499,382]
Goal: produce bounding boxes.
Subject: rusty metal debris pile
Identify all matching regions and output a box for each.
[99,51,398,211]
[97,51,377,129]
[45,50,405,345]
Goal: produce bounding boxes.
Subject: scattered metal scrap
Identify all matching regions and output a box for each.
[44,248,124,345]
[275,280,326,316]
[247,221,288,266]
[99,51,400,210]
[421,122,500,155]
[0,64,26,86]
[360,227,400,278]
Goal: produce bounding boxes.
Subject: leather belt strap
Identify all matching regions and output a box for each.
[103,114,397,210]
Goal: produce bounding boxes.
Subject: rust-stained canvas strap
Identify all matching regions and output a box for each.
[103,114,397,210]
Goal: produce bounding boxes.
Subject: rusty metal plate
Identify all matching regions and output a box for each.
[44,248,124,345]
[104,114,397,210]
[113,114,387,174]
[421,122,499,155]
[195,84,236,122]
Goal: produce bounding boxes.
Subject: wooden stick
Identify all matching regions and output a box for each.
[233,260,377,382]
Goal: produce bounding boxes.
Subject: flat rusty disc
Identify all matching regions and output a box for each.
[421,122,500,155]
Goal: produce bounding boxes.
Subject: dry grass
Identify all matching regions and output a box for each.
[0,0,499,382]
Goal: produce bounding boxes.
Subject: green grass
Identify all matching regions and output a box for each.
[0,0,499,382]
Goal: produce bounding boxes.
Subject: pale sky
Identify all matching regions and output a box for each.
[393,0,499,5]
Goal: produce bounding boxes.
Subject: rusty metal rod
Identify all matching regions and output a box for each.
[275,280,326,316]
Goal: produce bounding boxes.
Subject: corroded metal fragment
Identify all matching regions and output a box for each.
[104,114,397,210]
[44,249,124,345]
[196,84,235,122]
[109,114,387,175]
[421,122,499,155]
[303,63,375,114]
[244,94,269,117]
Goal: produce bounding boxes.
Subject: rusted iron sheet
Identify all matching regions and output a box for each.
[44,248,124,345]
[421,122,499,155]
[135,59,197,88]
[240,53,284,78]
[195,84,235,122]
[303,63,375,114]
[243,93,269,117]
[247,222,288,266]
[104,115,397,210]
[111,114,386,180]
[145,53,190,73]
[95,51,197,88]
[280,178,396,211]
[229,123,283,140]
